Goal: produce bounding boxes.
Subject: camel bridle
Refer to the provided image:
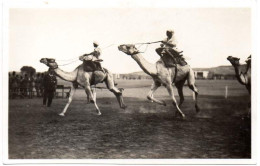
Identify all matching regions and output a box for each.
[47,62,58,69]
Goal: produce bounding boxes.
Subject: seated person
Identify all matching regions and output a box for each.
[79,41,104,72]
[155,30,186,67]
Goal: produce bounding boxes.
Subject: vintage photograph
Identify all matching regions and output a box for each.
[4,0,255,164]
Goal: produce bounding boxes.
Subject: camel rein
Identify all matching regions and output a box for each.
[135,40,162,53]
[57,59,79,66]
[55,41,160,66]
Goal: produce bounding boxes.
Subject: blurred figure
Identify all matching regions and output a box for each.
[40,73,45,97]
[43,69,57,107]
[28,73,35,98]
[21,74,29,97]
[35,73,41,97]
[16,75,21,96]
[19,76,24,97]
[10,72,19,98]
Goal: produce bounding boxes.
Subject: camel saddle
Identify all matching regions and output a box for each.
[160,48,187,67]
[83,60,104,72]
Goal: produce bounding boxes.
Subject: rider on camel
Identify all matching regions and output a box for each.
[80,41,104,72]
[155,30,185,67]
[83,41,102,60]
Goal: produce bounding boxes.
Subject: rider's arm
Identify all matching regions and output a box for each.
[83,52,94,56]
[163,41,175,47]
[79,51,94,61]
[161,38,176,48]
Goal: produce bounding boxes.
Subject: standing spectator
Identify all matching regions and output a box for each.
[10,72,18,98]
[16,75,21,96]
[19,76,24,97]
[40,73,45,97]
[21,74,29,97]
[43,69,57,107]
[28,73,35,98]
[35,73,41,97]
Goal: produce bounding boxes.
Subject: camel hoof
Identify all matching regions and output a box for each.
[147,96,152,101]
[175,111,185,118]
[121,105,127,110]
[174,113,185,119]
[59,113,65,116]
[162,101,167,106]
[195,105,200,113]
[182,114,186,119]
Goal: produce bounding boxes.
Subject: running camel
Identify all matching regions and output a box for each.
[118,44,200,118]
[40,58,126,116]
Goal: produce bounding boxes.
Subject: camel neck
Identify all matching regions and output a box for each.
[131,53,157,76]
[54,67,78,82]
[233,64,247,85]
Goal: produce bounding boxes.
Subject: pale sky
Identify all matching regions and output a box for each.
[9,8,251,73]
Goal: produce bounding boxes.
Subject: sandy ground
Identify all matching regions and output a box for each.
[8,80,251,159]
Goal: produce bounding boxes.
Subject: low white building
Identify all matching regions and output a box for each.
[113,73,120,79]
[194,71,209,79]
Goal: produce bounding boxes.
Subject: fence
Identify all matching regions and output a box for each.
[9,85,71,99]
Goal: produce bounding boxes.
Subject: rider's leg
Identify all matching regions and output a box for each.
[155,47,164,56]
[165,49,177,64]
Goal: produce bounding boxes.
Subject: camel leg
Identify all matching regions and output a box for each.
[187,69,200,113]
[147,81,166,106]
[85,87,96,104]
[85,89,91,103]
[91,87,97,101]
[166,84,185,118]
[105,71,127,109]
[150,94,154,102]
[175,79,186,107]
[85,84,101,115]
[59,86,76,116]
[86,94,90,103]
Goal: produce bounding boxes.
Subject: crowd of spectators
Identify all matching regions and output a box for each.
[9,71,46,99]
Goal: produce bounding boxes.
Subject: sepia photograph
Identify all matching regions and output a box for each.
[2,0,257,165]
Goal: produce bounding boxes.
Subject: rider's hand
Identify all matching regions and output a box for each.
[161,40,168,44]
[79,56,84,61]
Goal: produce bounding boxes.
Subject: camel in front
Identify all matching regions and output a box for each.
[227,56,251,94]
[227,55,251,115]
[118,44,200,118]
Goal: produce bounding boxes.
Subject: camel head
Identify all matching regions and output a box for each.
[40,58,58,69]
[245,55,251,64]
[118,44,140,55]
[227,56,240,66]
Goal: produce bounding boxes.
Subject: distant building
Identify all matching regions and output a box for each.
[194,71,209,79]
[224,74,237,80]
[113,73,120,79]
[193,65,247,80]
[213,74,225,80]
[213,74,236,80]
